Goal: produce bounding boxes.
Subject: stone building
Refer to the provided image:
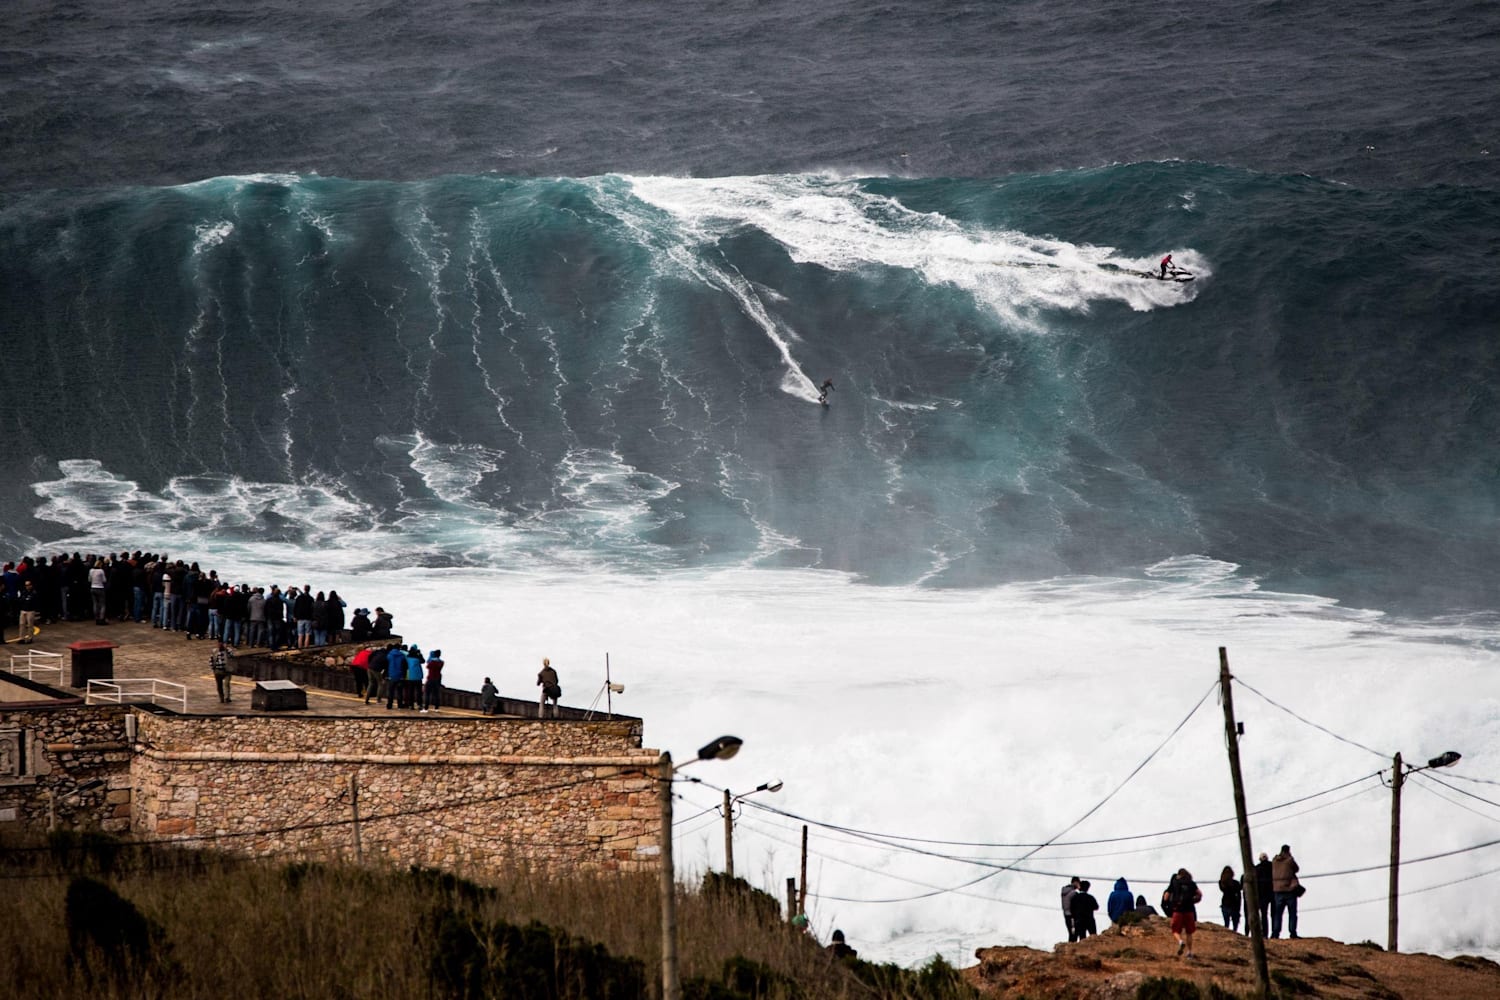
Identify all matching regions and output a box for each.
[1,670,663,874]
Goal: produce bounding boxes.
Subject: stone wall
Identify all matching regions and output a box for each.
[0,705,664,877]
[130,712,663,873]
[0,703,133,832]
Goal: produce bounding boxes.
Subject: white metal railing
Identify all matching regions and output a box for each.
[87,678,187,712]
[8,649,64,684]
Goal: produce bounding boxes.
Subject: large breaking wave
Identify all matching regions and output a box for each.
[4,165,1499,612]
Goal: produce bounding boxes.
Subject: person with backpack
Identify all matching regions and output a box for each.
[1060,876,1081,941]
[537,657,561,718]
[384,643,407,710]
[1069,880,1100,939]
[1271,844,1301,938]
[1165,868,1203,959]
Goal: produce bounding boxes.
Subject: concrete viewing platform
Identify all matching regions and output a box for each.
[1,619,542,720]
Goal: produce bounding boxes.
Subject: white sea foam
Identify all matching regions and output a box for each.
[21,461,1500,967]
[192,221,234,253]
[622,174,1207,335]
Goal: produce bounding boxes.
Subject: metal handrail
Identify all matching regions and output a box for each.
[8,649,64,683]
[86,678,188,713]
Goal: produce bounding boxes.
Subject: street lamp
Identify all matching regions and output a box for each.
[1388,749,1462,952]
[722,779,783,880]
[661,735,742,1000]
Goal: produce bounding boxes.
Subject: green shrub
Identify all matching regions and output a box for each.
[845,953,977,1000]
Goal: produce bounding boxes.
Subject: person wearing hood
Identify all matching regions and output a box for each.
[384,643,406,710]
[1106,878,1134,924]
[422,649,444,713]
[404,645,424,710]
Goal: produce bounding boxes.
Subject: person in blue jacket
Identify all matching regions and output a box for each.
[404,645,424,710]
[1107,877,1135,924]
[385,643,407,710]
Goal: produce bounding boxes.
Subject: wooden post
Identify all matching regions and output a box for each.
[1220,647,1270,998]
[799,824,809,916]
[1389,752,1403,952]
[660,753,680,1000]
[724,788,735,880]
[786,877,797,923]
[350,774,363,865]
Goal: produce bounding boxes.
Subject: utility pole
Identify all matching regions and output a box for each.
[723,788,735,880]
[1220,647,1270,998]
[1387,749,1461,953]
[1388,752,1402,952]
[350,774,363,865]
[799,824,809,917]
[659,753,680,1000]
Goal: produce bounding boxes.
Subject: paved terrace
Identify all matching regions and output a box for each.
[2,619,584,720]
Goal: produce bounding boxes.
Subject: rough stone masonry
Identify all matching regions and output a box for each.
[2,704,664,874]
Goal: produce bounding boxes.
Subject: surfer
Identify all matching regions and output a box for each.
[818,378,834,405]
[1159,253,1173,278]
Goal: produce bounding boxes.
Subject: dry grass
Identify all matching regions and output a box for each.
[0,832,967,1000]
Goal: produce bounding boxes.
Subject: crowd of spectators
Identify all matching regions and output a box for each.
[0,550,394,653]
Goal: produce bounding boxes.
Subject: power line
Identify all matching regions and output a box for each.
[731,682,1219,904]
[711,774,1381,870]
[731,766,1381,860]
[1414,772,1500,813]
[1406,778,1500,826]
[1231,677,1389,760]
[732,813,1055,911]
[1302,863,1500,913]
[1303,837,1500,879]
[1439,772,1500,789]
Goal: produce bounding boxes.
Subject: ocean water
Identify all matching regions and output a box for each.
[3,0,1499,965]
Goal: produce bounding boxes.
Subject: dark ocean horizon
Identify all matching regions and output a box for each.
[5,0,1497,193]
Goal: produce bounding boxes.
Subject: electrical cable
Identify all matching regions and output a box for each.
[1414,772,1500,813]
[1301,863,1500,913]
[1406,778,1500,825]
[725,776,1380,871]
[1231,677,1390,760]
[732,766,1382,852]
[731,681,1219,904]
[1438,772,1500,789]
[731,813,1056,911]
[1302,837,1500,879]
